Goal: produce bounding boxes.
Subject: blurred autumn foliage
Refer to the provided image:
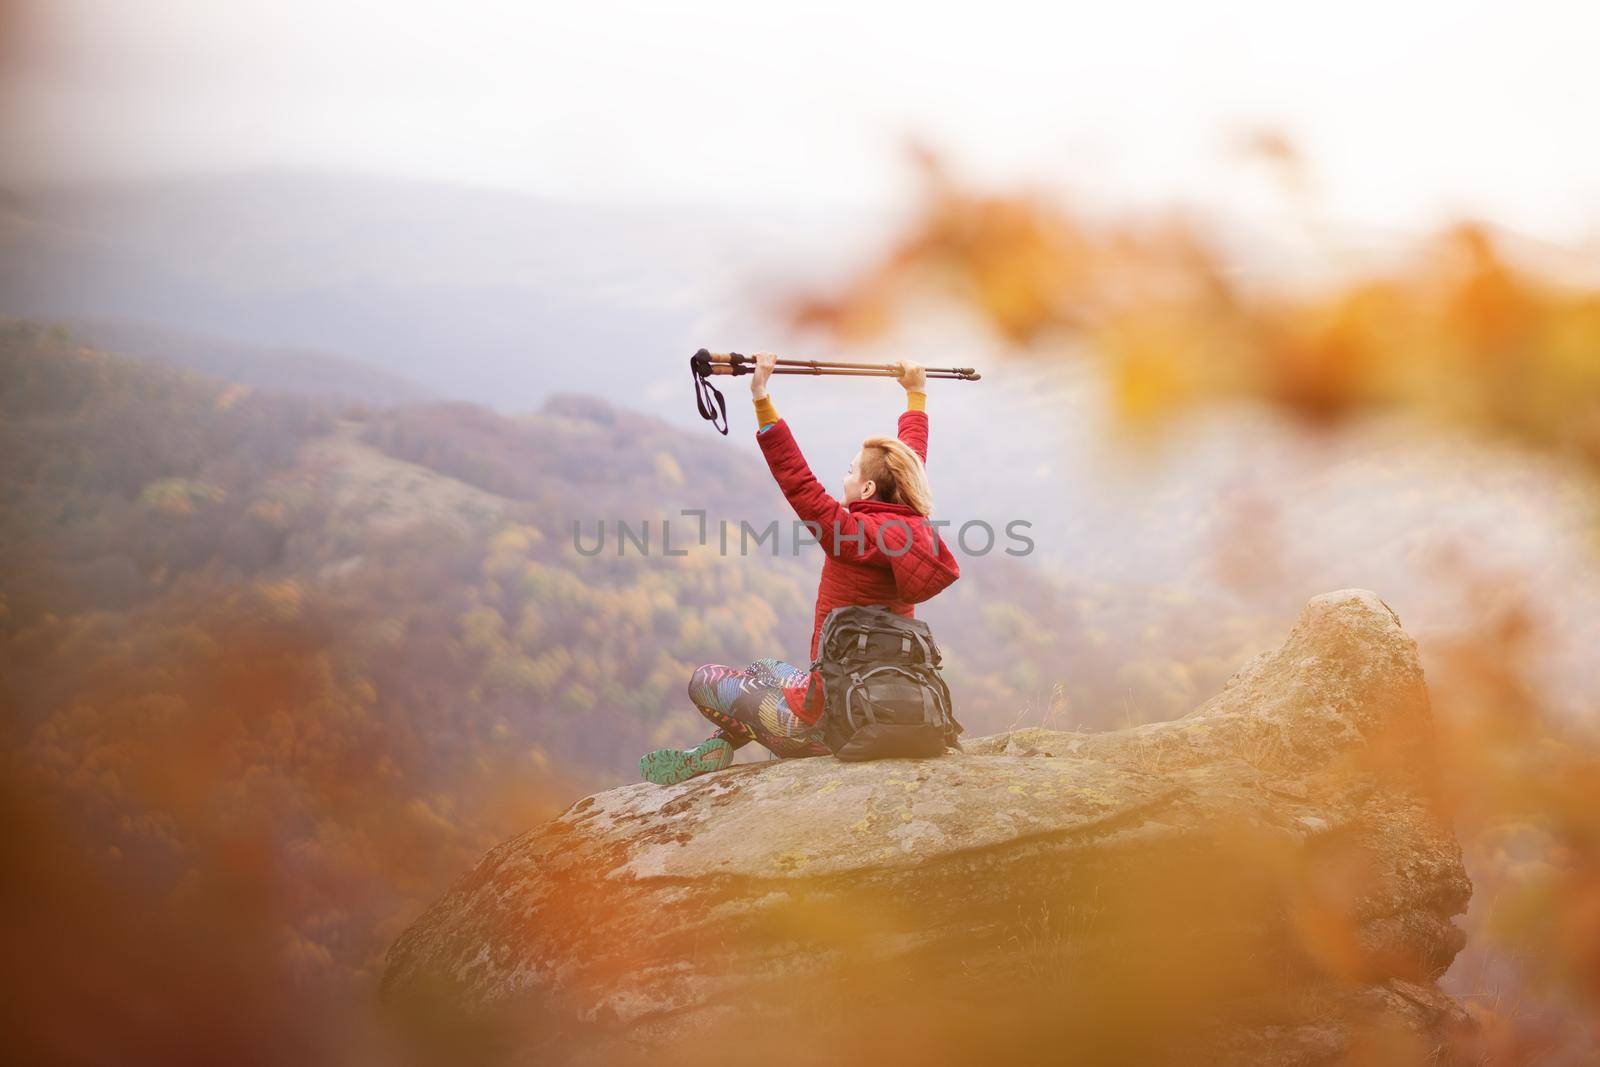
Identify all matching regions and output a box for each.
[791,149,1600,1062]
[794,148,1600,458]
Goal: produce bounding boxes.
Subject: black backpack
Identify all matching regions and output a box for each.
[804,604,964,761]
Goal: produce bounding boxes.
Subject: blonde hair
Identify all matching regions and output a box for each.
[859,436,934,516]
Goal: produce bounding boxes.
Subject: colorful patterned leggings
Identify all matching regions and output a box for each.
[687,658,832,759]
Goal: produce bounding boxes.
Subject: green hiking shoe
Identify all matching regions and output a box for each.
[639,737,735,786]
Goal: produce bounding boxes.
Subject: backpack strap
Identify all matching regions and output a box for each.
[847,670,874,726]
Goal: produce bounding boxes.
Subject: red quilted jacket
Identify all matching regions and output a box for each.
[756,407,960,720]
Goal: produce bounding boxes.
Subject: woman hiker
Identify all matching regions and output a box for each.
[639,351,961,785]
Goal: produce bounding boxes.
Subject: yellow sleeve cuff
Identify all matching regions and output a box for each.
[754,394,779,428]
[906,390,926,412]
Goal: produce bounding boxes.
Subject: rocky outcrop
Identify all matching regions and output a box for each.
[382,590,1473,1066]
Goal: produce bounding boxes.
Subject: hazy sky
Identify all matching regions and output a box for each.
[5,0,1599,238]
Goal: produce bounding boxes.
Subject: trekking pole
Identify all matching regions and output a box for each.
[690,348,981,434]
[700,350,980,379]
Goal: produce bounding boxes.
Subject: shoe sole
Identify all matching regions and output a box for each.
[640,742,732,786]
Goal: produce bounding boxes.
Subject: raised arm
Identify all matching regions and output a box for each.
[750,352,872,560]
[894,359,928,465]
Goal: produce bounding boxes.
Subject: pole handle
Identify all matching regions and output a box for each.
[706,351,753,375]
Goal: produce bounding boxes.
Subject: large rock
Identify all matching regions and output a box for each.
[382,590,1473,1065]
